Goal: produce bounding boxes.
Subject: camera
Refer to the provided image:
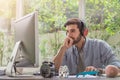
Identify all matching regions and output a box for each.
[40,61,55,78]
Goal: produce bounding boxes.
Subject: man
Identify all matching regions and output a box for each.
[53,18,120,75]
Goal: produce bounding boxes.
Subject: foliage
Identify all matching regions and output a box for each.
[86,0,120,36]
[0,32,4,65]
[0,32,14,66]
[39,32,65,61]
[24,0,66,33]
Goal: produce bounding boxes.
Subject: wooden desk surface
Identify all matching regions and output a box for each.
[0,75,120,80]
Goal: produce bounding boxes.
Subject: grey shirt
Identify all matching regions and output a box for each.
[61,38,120,75]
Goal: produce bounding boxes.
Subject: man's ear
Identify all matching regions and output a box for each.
[84,28,88,36]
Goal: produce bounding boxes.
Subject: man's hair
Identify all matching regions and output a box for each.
[64,18,86,37]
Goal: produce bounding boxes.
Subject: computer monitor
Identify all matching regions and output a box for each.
[6,11,39,76]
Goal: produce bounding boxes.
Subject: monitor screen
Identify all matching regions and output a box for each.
[6,11,40,76]
[14,11,39,67]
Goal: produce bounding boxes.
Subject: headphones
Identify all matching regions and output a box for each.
[77,20,86,37]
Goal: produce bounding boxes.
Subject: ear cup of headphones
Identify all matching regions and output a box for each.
[83,28,88,36]
[79,20,86,36]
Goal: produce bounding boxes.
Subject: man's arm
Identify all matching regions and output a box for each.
[53,37,73,71]
[53,46,67,71]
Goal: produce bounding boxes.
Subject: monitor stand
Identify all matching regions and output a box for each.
[5,41,22,77]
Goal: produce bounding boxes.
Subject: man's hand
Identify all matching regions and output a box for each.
[85,66,105,74]
[85,66,97,71]
[105,65,119,77]
[63,37,73,49]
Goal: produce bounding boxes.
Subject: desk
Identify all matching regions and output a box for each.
[0,75,120,80]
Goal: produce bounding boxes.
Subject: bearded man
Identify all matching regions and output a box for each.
[53,18,120,75]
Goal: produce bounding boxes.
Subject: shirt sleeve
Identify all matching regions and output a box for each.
[100,40,120,68]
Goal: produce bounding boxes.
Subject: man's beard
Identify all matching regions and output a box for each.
[72,35,82,45]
